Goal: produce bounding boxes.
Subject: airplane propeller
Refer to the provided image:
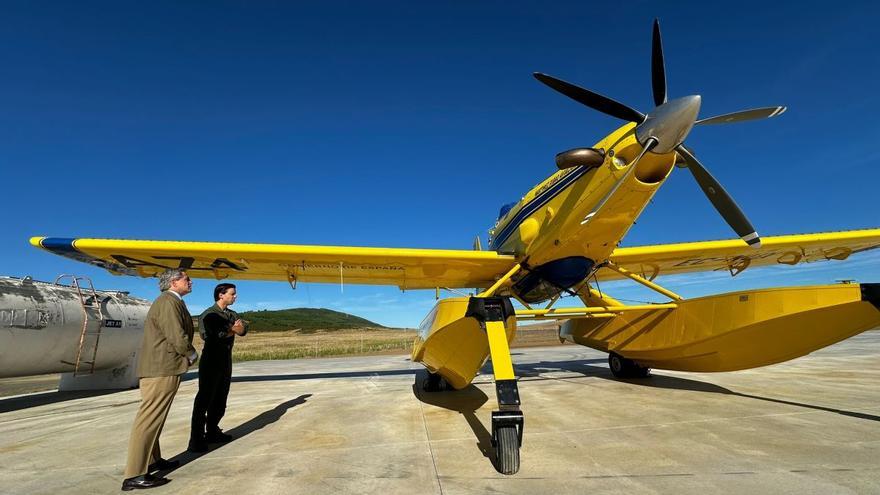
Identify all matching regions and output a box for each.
[532,73,645,124]
[533,18,785,248]
[651,17,667,106]
[695,106,786,125]
[675,145,759,246]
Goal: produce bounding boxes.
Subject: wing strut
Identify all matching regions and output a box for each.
[602,262,683,300]
[478,263,523,297]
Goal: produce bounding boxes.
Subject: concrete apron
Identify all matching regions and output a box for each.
[0,331,878,495]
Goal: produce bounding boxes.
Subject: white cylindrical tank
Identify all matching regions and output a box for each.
[0,276,150,388]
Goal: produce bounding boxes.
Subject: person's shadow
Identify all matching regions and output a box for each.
[411,370,495,462]
[157,394,312,476]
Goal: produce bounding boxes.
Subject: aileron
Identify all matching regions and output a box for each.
[601,229,880,281]
[30,237,517,289]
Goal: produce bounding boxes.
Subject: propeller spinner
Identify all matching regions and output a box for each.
[533,18,785,248]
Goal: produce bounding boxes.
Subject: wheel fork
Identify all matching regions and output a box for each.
[465,297,524,447]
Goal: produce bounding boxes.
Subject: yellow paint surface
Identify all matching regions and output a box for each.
[562,284,880,371]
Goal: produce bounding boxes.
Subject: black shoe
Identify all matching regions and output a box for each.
[121,474,169,491]
[188,440,209,453]
[147,458,179,471]
[205,431,233,443]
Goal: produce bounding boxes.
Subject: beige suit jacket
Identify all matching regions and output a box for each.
[137,290,195,378]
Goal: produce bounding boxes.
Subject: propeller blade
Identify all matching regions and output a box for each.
[676,145,761,247]
[651,18,667,106]
[534,72,646,123]
[695,106,786,125]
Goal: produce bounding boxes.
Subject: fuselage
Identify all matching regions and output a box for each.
[0,276,149,379]
[489,123,676,302]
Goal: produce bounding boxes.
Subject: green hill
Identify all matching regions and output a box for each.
[238,308,385,332]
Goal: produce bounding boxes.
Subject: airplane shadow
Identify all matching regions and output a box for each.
[156,393,312,477]
[228,368,418,383]
[411,370,495,463]
[513,359,880,423]
[0,388,121,414]
[0,368,417,413]
[484,357,607,377]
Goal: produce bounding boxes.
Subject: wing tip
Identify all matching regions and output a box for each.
[32,237,78,251]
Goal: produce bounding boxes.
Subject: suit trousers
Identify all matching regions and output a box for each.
[190,348,232,439]
[124,375,181,478]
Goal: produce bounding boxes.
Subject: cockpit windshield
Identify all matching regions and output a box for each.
[497,202,517,221]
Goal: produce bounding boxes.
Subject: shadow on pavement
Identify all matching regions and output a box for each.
[0,388,123,413]
[158,393,313,476]
[513,358,880,423]
[229,368,418,383]
[411,370,494,461]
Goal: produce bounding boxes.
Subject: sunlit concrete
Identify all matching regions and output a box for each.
[1,331,878,494]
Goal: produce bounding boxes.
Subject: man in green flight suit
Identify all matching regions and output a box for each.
[188,283,249,452]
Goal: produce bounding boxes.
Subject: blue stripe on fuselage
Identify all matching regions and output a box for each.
[489,165,593,250]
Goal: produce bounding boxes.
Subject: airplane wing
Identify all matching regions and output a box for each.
[30,229,880,290]
[601,229,880,281]
[29,237,517,290]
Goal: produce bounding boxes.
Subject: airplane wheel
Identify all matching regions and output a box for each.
[608,352,628,377]
[633,364,651,378]
[494,426,520,475]
[422,371,448,392]
[608,353,650,378]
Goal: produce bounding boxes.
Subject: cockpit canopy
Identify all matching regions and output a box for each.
[497,202,517,221]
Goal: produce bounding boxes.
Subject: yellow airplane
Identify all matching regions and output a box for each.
[30,20,880,475]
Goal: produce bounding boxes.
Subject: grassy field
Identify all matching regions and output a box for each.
[208,328,418,362]
[198,321,563,363]
[0,323,563,397]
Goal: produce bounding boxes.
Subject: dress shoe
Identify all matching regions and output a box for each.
[188,439,209,453]
[121,474,169,491]
[205,430,233,443]
[148,458,179,471]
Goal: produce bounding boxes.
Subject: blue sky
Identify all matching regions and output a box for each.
[2,2,878,327]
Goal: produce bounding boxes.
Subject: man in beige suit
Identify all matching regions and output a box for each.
[122,269,197,491]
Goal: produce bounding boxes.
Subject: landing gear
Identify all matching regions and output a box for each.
[466,297,524,475]
[422,371,449,392]
[608,352,651,378]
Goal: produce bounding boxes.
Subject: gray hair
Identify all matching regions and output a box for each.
[158,269,187,291]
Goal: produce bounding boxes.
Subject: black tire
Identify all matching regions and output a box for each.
[632,363,651,378]
[495,426,520,475]
[608,352,651,379]
[608,352,628,378]
[422,371,447,392]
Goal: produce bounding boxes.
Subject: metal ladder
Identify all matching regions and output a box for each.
[56,275,105,376]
